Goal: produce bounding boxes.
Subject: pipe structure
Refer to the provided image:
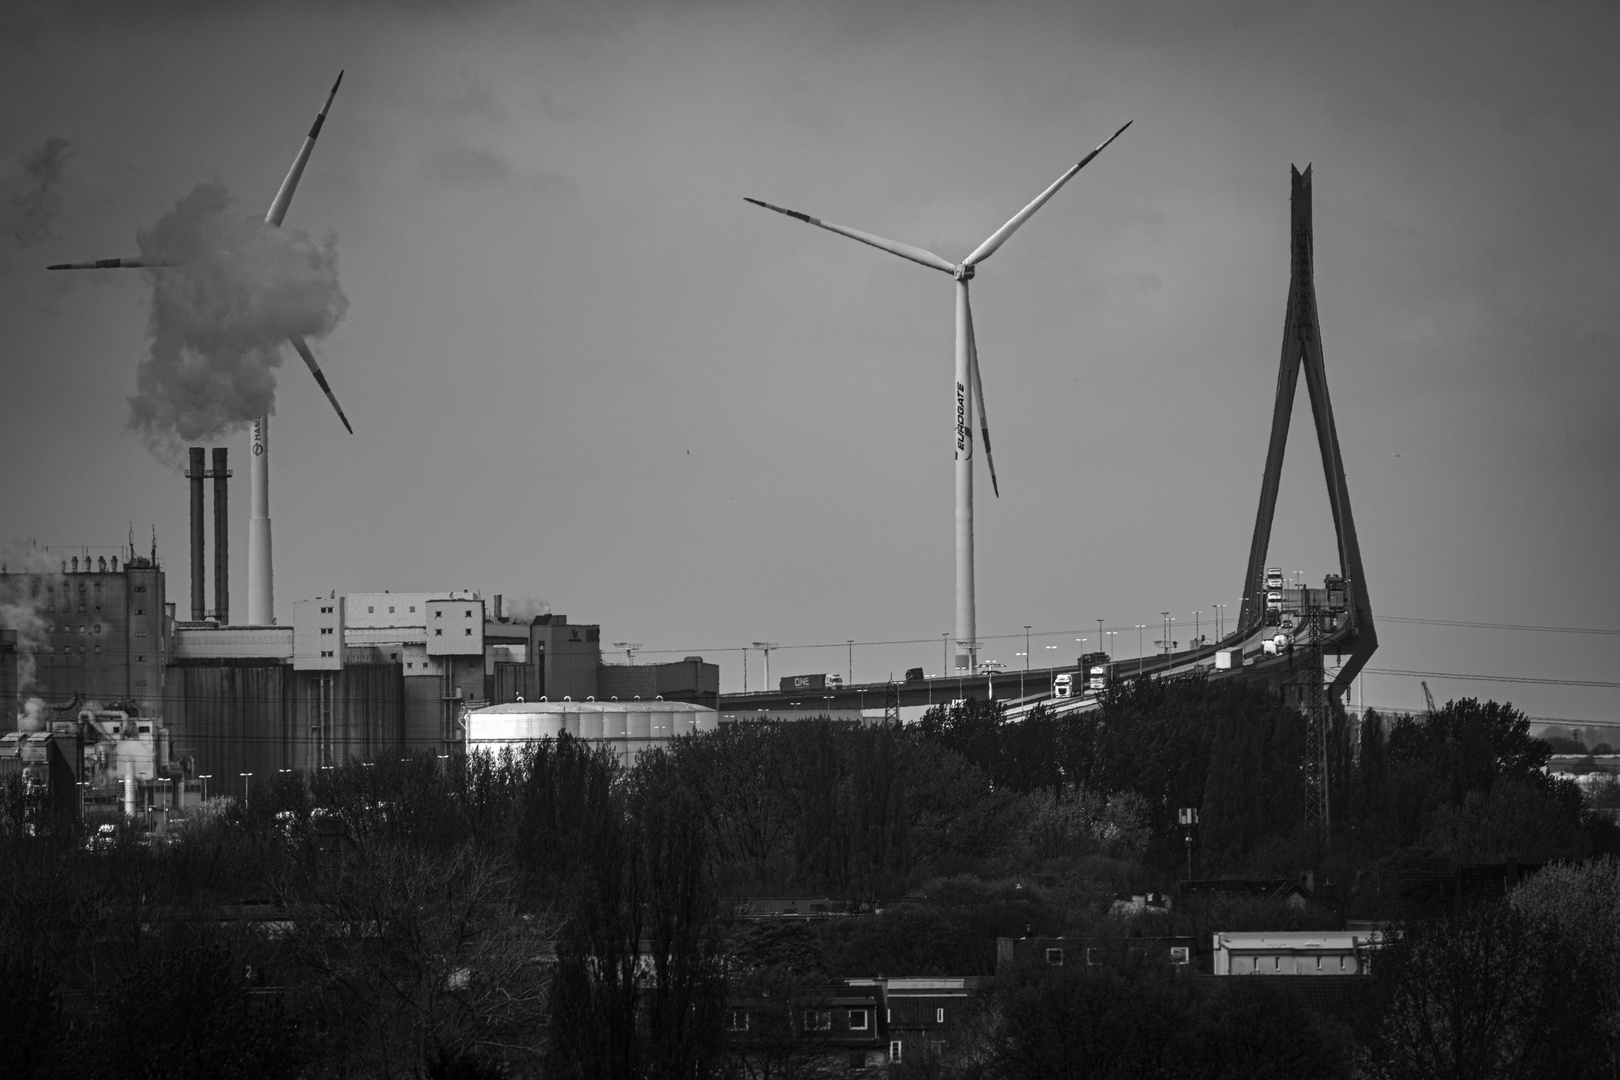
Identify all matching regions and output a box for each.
[187,447,206,621]
[212,447,229,624]
[247,417,272,624]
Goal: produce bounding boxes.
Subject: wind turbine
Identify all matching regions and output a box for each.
[50,72,353,626]
[746,121,1130,674]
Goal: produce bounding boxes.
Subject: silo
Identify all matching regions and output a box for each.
[692,710,720,735]
[577,704,604,741]
[650,706,672,740]
[601,704,627,739]
[625,706,650,740]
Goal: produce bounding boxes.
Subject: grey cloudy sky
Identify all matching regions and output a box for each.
[1,0,1616,723]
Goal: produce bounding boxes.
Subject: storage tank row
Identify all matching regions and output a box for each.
[464,699,720,765]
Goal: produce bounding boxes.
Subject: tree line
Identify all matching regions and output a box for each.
[2,673,1616,1077]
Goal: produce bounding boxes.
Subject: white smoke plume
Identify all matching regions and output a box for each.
[2,136,74,247]
[0,542,58,694]
[126,181,348,457]
[501,594,552,622]
[18,697,46,734]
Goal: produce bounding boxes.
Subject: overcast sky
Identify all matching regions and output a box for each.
[1,0,1616,725]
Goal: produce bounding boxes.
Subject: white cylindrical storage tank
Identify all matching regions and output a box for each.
[672,711,694,738]
[601,705,627,739]
[465,704,566,757]
[577,707,603,740]
[560,705,580,738]
[692,710,720,735]
[626,708,650,740]
[650,707,672,740]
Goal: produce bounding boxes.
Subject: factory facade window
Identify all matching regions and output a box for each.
[435,629,443,637]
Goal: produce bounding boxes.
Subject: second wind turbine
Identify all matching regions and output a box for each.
[746,121,1130,674]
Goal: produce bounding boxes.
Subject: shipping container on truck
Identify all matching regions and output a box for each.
[780,673,827,692]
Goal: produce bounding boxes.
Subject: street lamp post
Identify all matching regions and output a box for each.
[847,640,854,685]
[1137,625,1145,674]
[239,772,253,806]
[199,774,211,801]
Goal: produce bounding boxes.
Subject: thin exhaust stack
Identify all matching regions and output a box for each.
[212,447,229,624]
[187,447,206,621]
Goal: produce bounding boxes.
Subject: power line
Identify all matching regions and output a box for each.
[1380,615,1620,637]
[1364,667,1620,690]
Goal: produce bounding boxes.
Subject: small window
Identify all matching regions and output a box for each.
[409,606,416,613]
[368,606,374,613]
[93,645,101,655]
[1086,948,1101,966]
[465,628,472,636]
[435,610,442,618]
[935,1007,945,1024]
[727,1009,749,1032]
[849,1009,868,1030]
[136,656,145,662]
[889,1041,902,1063]
[407,663,413,669]
[805,1010,831,1031]
[435,629,443,637]
[388,606,395,614]
[134,609,143,616]
[1045,948,1064,966]
[134,585,146,593]
[464,609,472,617]
[1169,947,1190,965]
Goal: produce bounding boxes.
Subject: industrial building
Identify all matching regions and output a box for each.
[2,530,718,803]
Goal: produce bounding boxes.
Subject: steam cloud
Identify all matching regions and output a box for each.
[0,542,59,694]
[2,136,74,247]
[126,181,348,455]
[501,594,552,622]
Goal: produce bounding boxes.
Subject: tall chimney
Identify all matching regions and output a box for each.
[247,417,273,624]
[212,447,229,624]
[187,447,206,621]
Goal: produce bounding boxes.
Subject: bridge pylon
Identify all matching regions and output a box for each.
[1237,166,1378,694]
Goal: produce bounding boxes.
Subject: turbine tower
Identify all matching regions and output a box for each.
[50,73,353,626]
[746,122,1130,673]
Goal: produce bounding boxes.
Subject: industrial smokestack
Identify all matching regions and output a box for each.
[212,447,229,624]
[247,417,272,624]
[187,447,205,621]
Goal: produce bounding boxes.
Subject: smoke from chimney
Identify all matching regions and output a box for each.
[2,137,74,248]
[126,182,348,459]
[0,542,59,693]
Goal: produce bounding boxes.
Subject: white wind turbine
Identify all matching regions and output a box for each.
[746,122,1130,674]
[51,72,353,626]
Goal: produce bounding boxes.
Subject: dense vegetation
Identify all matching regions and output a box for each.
[1,674,1615,1078]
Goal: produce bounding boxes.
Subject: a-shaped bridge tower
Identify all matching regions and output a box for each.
[1236,165,1377,697]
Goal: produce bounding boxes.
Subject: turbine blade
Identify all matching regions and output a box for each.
[289,335,354,433]
[965,288,999,498]
[47,257,176,270]
[265,70,344,228]
[744,197,955,274]
[963,120,1132,267]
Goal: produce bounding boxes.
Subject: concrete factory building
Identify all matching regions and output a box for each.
[3,547,718,803]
